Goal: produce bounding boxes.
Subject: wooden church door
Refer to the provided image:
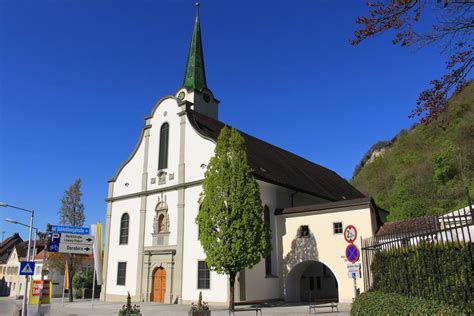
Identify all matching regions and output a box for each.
[152,267,166,303]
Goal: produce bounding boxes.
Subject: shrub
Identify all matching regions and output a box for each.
[119,292,141,315]
[72,270,93,290]
[351,291,462,316]
[371,242,473,313]
[189,291,210,312]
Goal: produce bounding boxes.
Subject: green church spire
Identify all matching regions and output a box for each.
[183,2,207,91]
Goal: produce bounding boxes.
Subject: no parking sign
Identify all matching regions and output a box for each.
[345,244,360,264]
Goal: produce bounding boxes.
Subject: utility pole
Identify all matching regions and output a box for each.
[38,224,52,315]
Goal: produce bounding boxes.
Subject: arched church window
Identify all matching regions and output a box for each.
[158,123,169,170]
[119,213,129,245]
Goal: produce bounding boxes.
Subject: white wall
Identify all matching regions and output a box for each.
[106,198,142,296]
[113,137,145,197]
[243,182,286,301]
[182,185,228,303]
[3,249,23,297]
[279,206,375,303]
[184,116,215,183]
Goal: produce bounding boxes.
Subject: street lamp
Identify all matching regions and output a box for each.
[5,219,39,260]
[0,202,34,316]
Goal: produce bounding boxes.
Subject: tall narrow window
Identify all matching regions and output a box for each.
[117,262,127,285]
[120,213,129,245]
[158,123,169,170]
[264,205,272,276]
[197,261,210,289]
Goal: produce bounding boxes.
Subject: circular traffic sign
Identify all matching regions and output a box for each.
[345,244,360,263]
[344,225,358,243]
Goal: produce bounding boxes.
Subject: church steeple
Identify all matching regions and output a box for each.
[183,2,207,92]
[176,2,219,120]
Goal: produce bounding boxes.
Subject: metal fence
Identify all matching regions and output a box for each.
[361,207,473,294]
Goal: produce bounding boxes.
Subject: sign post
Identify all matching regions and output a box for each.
[352,273,357,299]
[343,225,359,300]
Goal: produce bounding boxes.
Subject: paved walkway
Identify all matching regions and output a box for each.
[1,297,351,316]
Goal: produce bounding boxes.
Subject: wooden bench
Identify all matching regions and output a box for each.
[308,297,338,313]
[229,300,263,316]
[309,302,338,313]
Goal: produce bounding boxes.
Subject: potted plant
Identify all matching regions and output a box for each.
[119,292,141,315]
[189,291,210,316]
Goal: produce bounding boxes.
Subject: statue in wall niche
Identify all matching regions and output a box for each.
[153,199,169,234]
[153,214,160,234]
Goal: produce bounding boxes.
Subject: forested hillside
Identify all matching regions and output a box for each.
[352,82,474,221]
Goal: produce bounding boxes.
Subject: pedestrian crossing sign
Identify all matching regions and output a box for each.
[20,261,35,276]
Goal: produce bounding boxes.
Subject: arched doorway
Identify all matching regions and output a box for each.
[151,267,166,303]
[285,261,338,302]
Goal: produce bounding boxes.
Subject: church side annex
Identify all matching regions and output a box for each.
[101,4,387,305]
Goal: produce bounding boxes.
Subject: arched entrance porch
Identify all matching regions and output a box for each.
[151,267,166,303]
[285,260,339,302]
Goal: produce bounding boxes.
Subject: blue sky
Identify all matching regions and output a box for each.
[0,0,446,240]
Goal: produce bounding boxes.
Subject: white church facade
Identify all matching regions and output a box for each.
[101,5,386,305]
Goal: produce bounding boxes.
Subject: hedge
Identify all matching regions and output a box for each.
[371,242,473,313]
[351,291,462,316]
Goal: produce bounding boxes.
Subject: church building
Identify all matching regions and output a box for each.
[101,5,386,305]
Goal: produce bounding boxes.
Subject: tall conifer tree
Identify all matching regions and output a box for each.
[58,178,85,302]
[196,126,271,310]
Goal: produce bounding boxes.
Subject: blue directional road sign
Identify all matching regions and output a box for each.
[47,232,94,254]
[50,225,89,235]
[47,232,61,252]
[19,261,35,276]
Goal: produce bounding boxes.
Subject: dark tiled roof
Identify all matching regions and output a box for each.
[14,240,46,260]
[0,233,23,264]
[376,216,439,236]
[187,110,365,201]
[15,243,28,260]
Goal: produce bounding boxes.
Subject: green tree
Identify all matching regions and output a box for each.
[58,178,85,302]
[59,178,85,226]
[352,82,474,220]
[196,126,271,311]
[433,141,458,185]
[72,270,93,298]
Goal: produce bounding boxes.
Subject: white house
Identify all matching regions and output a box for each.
[101,5,386,305]
[1,246,25,298]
